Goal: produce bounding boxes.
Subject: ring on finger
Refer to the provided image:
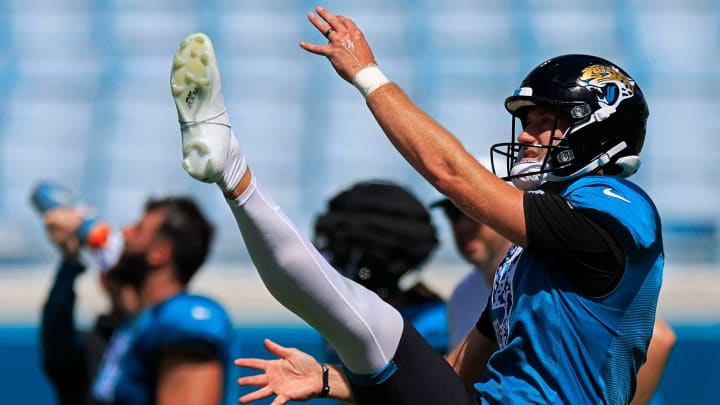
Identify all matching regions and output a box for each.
[323,27,335,38]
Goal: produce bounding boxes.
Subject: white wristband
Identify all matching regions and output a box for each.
[352,65,390,98]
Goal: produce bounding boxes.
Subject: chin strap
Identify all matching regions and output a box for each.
[544,141,627,184]
[510,141,641,190]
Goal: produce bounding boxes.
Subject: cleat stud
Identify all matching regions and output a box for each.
[185,72,209,87]
[173,55,186,68]
[183,142,209,155]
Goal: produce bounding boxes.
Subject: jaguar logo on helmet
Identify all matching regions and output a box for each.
[579,64,635,114]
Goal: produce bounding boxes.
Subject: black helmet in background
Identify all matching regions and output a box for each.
[314,181,438,300]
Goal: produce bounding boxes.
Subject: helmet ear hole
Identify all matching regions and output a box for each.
[570,104,592,120]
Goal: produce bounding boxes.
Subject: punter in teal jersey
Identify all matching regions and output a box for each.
[170,11,663,403]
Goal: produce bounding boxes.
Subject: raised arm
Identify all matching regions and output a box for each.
[299,7,526,245]
[40,208,91,404]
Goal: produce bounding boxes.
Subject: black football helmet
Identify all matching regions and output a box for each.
[313,181,438,300]
[490,54,649,190]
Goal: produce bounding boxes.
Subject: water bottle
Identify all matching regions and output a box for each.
[30,181,111,248]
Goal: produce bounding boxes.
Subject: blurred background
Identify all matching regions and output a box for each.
[0,0,718,403]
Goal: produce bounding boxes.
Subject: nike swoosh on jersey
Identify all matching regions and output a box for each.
[602,187,631,203]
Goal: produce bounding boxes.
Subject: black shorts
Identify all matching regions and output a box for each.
[348,319,480,405]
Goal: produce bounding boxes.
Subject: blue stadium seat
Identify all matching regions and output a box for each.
[0,0,718,264]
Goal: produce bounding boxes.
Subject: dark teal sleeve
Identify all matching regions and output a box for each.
[40,260,89,405]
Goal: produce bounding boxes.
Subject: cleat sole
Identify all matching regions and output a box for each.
[172,33,215,181]
[171,32,229,184]
[170,33,213,116]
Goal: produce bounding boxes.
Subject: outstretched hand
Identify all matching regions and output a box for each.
[300,6,378,83]
[235,339,324,404]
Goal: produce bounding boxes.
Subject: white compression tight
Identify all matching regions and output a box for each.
[226,180,404,375]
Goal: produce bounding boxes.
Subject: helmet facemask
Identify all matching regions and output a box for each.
[491,103,577,191]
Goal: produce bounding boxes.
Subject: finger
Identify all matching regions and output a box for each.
[238,374,268,387]
[323,27,336,39]
[234,358,267,370]
[340,15,362,36]
[239,386,275,403]
[270,396,288,405]
[315,6,343,31]
[298,41,329,56]
[44,208,83,231]
[45,224,71,245]
[43,211,56,226]
[263,339,294,358]
[306,11,334,38]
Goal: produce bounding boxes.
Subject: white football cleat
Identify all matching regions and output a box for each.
[171,32,245,191]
